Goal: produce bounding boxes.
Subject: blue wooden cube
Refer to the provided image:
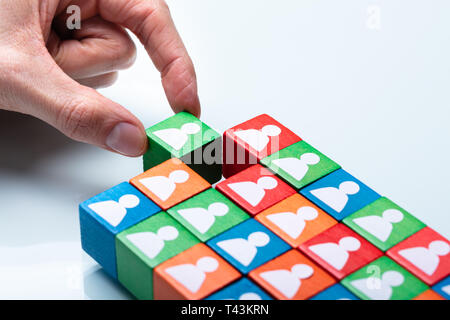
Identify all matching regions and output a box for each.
[310,283,359,300]
[206,278,272,300]
[79,182,161,278]
[207,219,290,274]
[300,169,381,220]
[432,276,450,300]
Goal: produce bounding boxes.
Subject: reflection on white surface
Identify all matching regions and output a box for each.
[0,242,85,300]
[83,264,133,300]
[0,0,449,299]
[0,243,131,300]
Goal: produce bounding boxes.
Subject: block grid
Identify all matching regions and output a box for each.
[79,113,449,300]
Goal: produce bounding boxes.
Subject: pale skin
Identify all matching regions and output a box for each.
[0,0,201,156]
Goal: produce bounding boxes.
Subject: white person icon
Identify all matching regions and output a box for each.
[311,181,360,213]
[351,270,404,300]
[266,206,319,239]
[238,293,263,300]
[273,153,320,181]
[178,202,229,234]
[235,125,282,152]
[353,209,404,242]
[220,293,263,300]
[126,226,179,259]
[217,232,270,267]
[442,285,450,296]
[398,241,450,276]
[165,257,219,293]
[153,122,201,151]
[260,264,314,299]
[139,170,189,201]
[309,237,361,271]
[229,176,278,207]
[88,194,139,227]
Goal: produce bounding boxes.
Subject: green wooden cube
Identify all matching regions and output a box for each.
[260,140,340,189]
[115,212,199,299]
[343,197,425,251]
[167,189,250,242]
[341,256,428,300]
[144,112,222,184]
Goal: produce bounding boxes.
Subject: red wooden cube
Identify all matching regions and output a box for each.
[387,227,450,286]
[299,224,383,280]
[223,114,301,178]
[216,164,296,216]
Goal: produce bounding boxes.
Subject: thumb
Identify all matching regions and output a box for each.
[2,52,147,157]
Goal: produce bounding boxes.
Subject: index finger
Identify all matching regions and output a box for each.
[64,0,201,117]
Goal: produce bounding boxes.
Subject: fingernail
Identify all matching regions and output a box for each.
[106,122,146,157]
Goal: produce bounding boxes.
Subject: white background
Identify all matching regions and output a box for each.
[0,1,449,299]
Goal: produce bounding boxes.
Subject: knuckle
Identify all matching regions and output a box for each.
[82,73,119,89]
[97,73,119,88]
[145,0,169,14]
[134,0,170,45]
[103,72,119,87]
[128,1,158,27]
[57,98,98,141]
[108,38,137,70]
[155,0,170,13]
[122,40,137,63]
[174,75,196,102]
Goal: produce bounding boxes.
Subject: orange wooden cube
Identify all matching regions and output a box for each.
[130,158,210,210]
[249,249,335,300]
[413,289,445,300]
[256,194,337,247]
[153,243,241,300]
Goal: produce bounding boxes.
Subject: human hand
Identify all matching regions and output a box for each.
[0,0,200,156]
